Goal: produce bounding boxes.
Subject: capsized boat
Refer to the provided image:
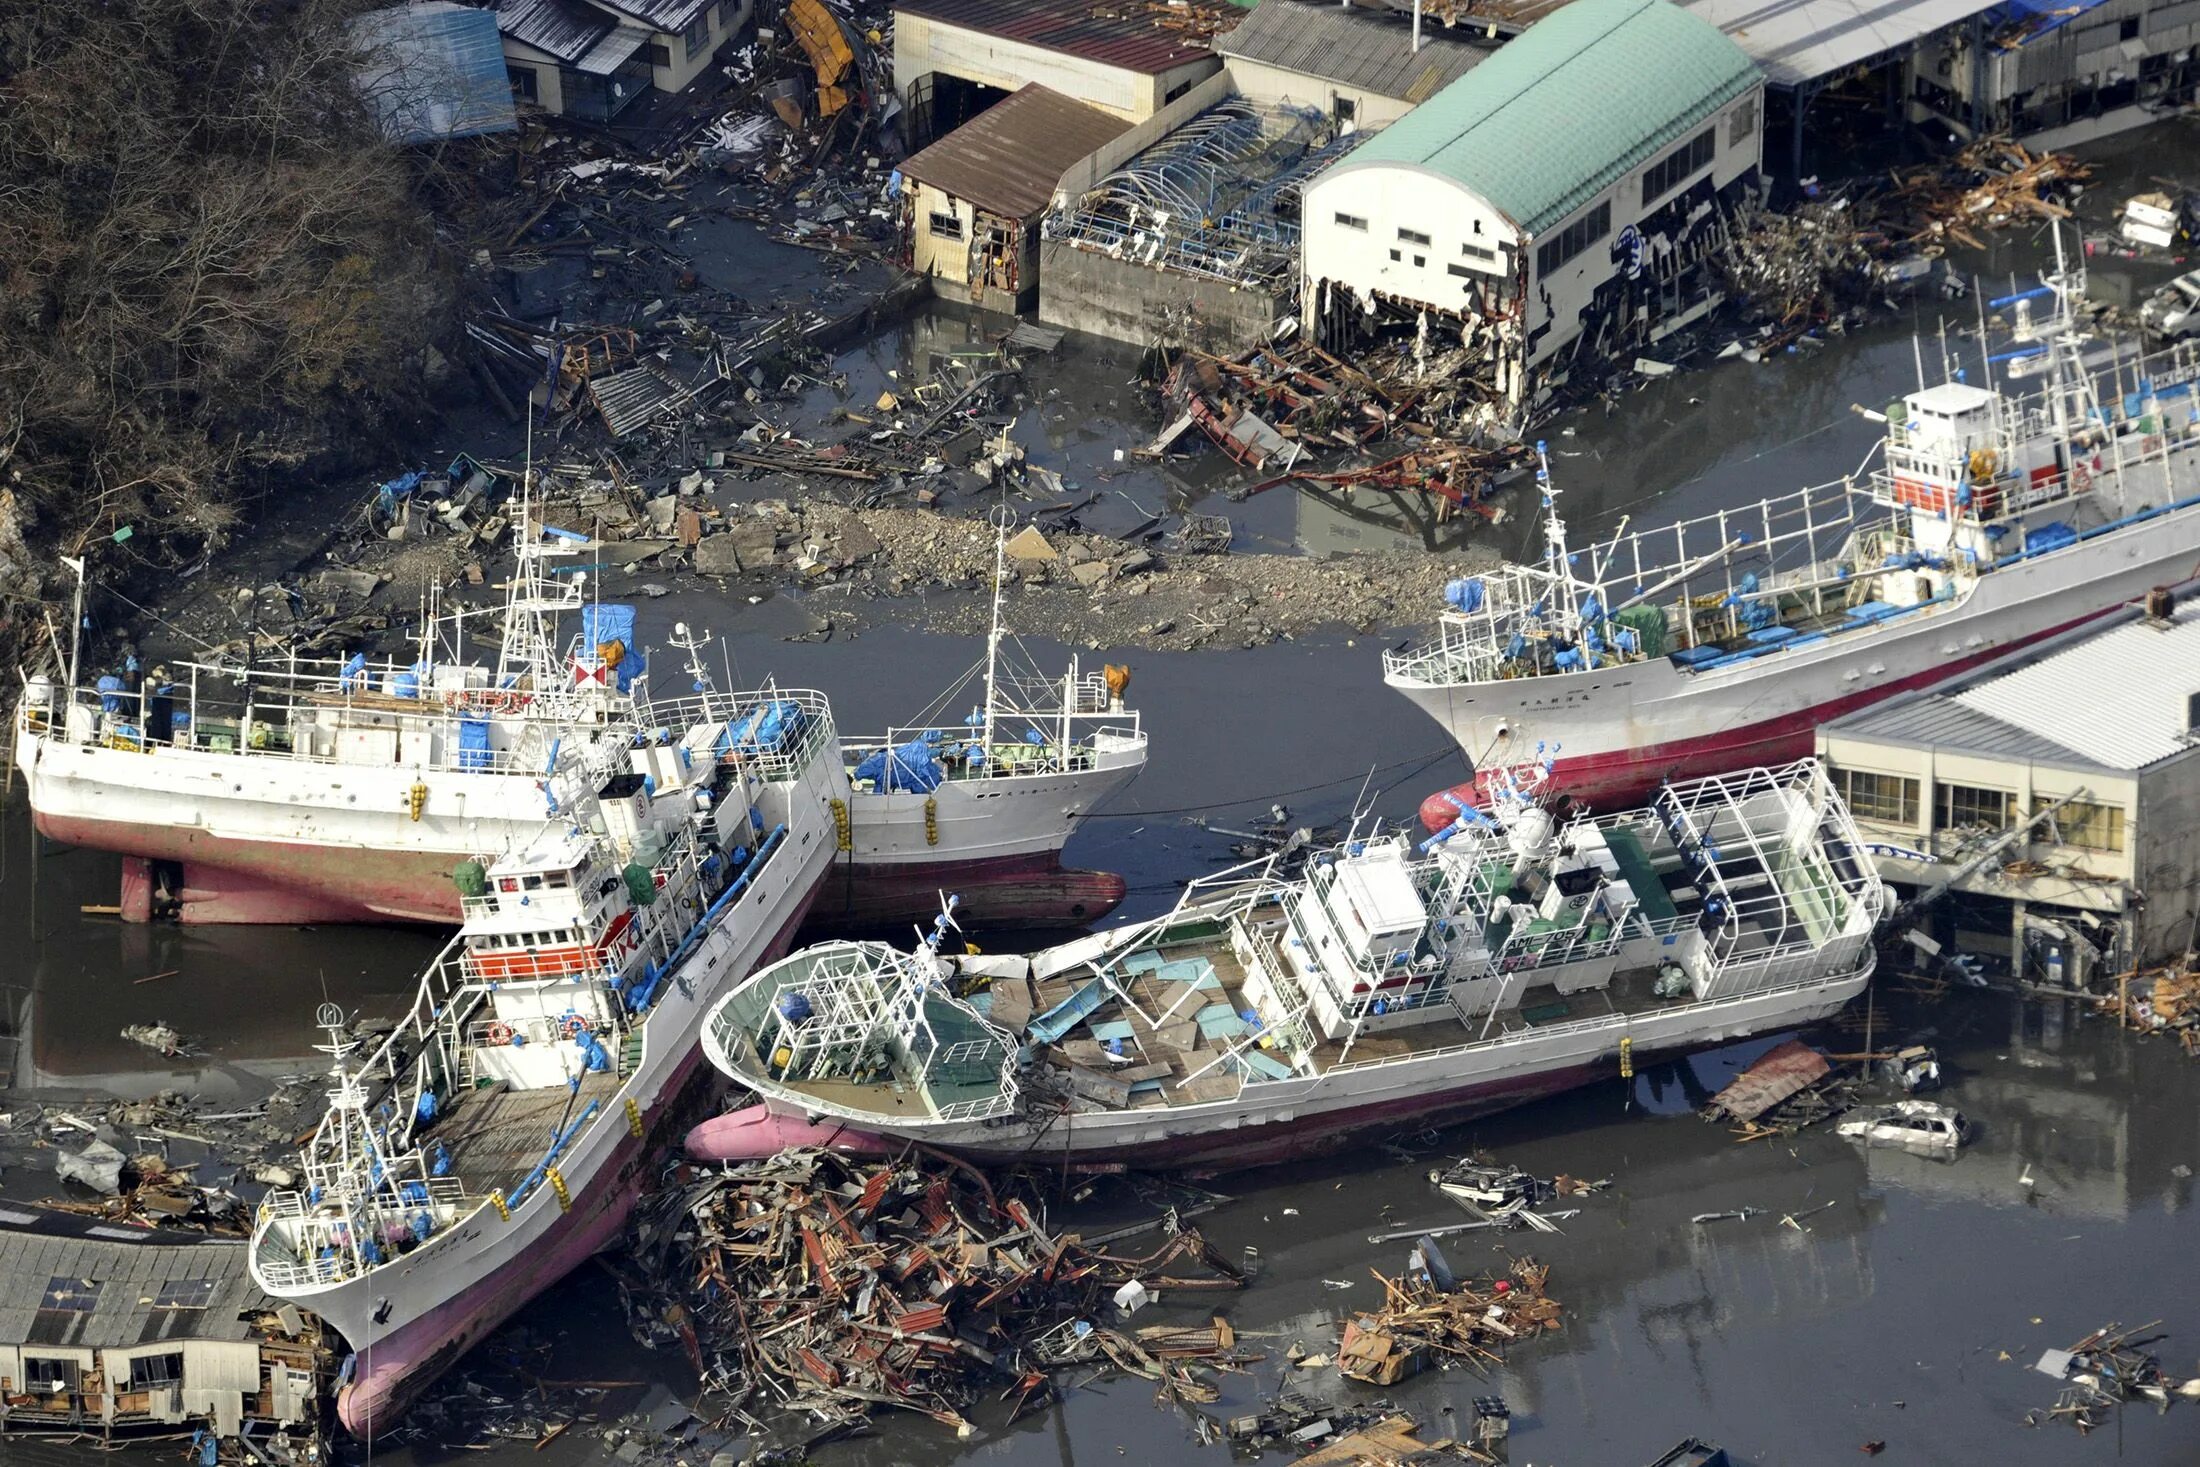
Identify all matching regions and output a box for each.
[248,685,844,1433]
[814,519,1146,930]
[693,758,1888,1170]
[1388,231,2200,823]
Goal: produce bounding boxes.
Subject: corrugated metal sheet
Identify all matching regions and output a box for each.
[1830,693,2115,771]
[0,1213,271,1351]
[352,1,520,143]
[1324,0,1758,237]
[899,83,1132,219]
[1684,0,2001,87]
[900,0,1220,75]
[1217,1,1491,101]
[1952,602,2200,771]
[498,0,614,63]
[594,0,715,34]
[576,23,652,73]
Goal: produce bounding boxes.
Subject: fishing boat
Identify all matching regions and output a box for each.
[817,520,1147,930]
[247,683,844,1433]
[1386,234,2200,824]
[689,757,1887,1170]
[14,481,1140,930]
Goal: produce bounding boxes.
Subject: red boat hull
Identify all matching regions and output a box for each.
[803,849,1126,932]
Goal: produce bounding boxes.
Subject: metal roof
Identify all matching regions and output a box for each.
[1216,1,1491,103]
[896,0,1222,75]
[1681,0,1999,88]
[899,84,1133,220]
[0,1209,274,1351]
[497,0,614,63]
[591,0,713,34]
[1829,594,2200,773]
[1830,693,2121,773]
[351,1,519,143]
[576,23,652,73]
[1319,0,1758,237]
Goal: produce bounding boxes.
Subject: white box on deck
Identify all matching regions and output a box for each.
[399,728,440,767]
[335,727,399,766]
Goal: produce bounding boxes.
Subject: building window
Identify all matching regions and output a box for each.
[1933,782,2011,832]
[927,210,964,240]
[22,1358,77,1392]
[1397,227,1432,246]
[128,1353,185,1391]
[644,41,671,67]
[41,1277,99,1312]
[152,1279,217,1310]
[1728,95,1758,146]
[507,65,538,102]
[1413,254,1425,267]
[2119,15,2139,38]
[1388,248,1402,261]
[716,0,735,25]
[1533,200,1611,277]
[1448,262,1474,278]
[2034,797,2125,852]
[1461,241,1496,262]
[683,11,712,58]
[1834,769,1920,826]
[1333,212,1368,231]
[1643,127,1717,207]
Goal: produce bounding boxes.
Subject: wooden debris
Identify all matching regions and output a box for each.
[1336,1255,1561,1386]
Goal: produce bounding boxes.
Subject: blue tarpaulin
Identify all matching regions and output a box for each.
[457,718,492,770]
[727,700,803,753]
[853,738,946,793]
[349,1,518,144]
[580,604,643,692]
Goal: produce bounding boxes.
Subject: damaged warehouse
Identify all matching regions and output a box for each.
[896,83,1131,310]
[1302,0,1764,417]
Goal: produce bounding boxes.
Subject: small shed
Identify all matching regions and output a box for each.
[0,1209,324,1444]
[898,84,1131,311]
[351,1,520,143]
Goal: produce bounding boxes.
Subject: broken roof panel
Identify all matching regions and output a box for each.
[1705,1038,1831,1123]
[576,23,653,73]
[1216,1,1492,102]
[498,0,616,63]
[1682,0,2001,87]
[0,1209,274,1351]
[899,84,1133,219]
[897,0,1224,75]
[592,0,715,34]
[352,1,519,143]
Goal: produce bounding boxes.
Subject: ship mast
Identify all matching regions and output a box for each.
[1535,440,1583,640]
[981,503,1012,760]
[309,1001,391,1279]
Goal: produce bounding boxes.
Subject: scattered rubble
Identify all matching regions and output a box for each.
[2098,965,2200,1055]
[1335,1245,1561,1386]
[2028,1322,2200,1432]
[614,1147,1250,1440]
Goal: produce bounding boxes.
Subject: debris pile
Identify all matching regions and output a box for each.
[1890,138,2090,250]
[2029,1322,2200,1432]
[1336,1247,1561,1386]
[2099,966,2200,1056]
[617,1148,1251,1437]
[1703,1037,1859,1139]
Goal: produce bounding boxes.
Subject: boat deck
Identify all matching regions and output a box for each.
[432,1074,622,1200]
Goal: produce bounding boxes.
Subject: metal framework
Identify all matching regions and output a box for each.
[1043,98,1370,288]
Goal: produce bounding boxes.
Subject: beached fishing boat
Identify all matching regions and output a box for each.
[1386,234,2200,824]
[690,758,1887,1169]
[247,686,843,1433]
[818,521,1146,930]
[15,482,1139,929]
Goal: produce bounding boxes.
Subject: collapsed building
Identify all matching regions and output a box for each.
[1301,0,1764,414]
[492,0,757,121]
[1909,0,2200,150]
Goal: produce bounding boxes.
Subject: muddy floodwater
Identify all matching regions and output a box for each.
[8,120,2200,1466]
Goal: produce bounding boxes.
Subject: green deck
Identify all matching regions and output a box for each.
[1604,825,1680,925]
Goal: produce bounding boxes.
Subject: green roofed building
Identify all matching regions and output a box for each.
[1301,0,1764,413]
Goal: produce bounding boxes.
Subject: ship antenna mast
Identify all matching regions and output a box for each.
[981,500,1012,760]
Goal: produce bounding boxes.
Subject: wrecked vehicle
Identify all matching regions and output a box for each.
[2141,269,2200,341]
[1837,1100,1971,1156]
[1428,1159,1545,1211]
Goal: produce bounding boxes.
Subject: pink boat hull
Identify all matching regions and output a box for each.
[685,1104,892,1163]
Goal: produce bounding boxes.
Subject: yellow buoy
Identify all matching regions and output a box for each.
[408,781,428,821]
[924,795,939,847]
[547,1167,571,1212]
[830,797,851,852]
[624,1097,645,1139]
[1618,1035,1634,1080]
[490,1189,511,1222]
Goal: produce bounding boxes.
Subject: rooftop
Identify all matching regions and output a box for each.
[1318,0,1758,237]
[351,1,519,144]
[1828,593,2200,773]
[0,1208,277,1351]
[495,0,613,63]
[1216,1,1491,104]
[896,0,1225,75]
[1681,0,1999,88]
[900,84,1133,219]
